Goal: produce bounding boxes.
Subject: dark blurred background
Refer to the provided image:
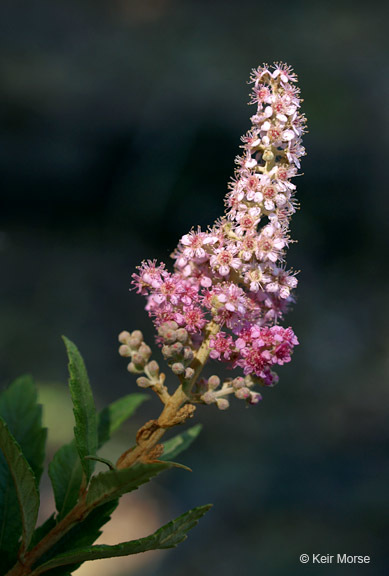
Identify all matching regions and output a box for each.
[1,0,388,574]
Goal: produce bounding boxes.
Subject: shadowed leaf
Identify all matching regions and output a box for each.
[63,337,98,481]
[0,417,39,557]
[0,376,46,572]
[161,424,202,461]
[33,504,212,574]
[97,393,148,448]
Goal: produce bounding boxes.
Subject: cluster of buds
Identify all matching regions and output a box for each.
[196,375,262,410]
[118,330,169,403]
[158,321,195,382]
[127,63,306,408]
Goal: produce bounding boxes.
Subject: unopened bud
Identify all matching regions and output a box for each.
[249,392,262,405]
[128,337,141,349]
[208,375,220,390]
[216,398,229,410]
[132,353,146,368]
[138,343,152,359]
[183,347,194,362]
[235,387,251,400]
[118,344,131,357]
[233,377,245,389]
[131,330,143,341]
[128,331,143,348]
[146,360,159,378]
[118,331,131,344]
[184,367,195,380]
[171,362,185,375]
[162,345,172,358]
[202,391,215,405]
[136,376,151,388]
[171,342,184,356]
[176,328,189,343]
[127,362,138,374]
[163,330,178,344]
[263,149,274,162]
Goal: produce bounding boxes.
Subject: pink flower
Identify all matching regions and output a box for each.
[209,332,236,361]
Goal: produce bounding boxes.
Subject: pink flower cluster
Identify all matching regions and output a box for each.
[132,63,306,389]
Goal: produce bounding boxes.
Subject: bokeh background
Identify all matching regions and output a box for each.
[1,0,388,574]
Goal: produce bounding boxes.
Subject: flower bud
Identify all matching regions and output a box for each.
[118,344,131,357]
[184,367,195,380]
[208,375,221,390]
[136,376,151,388]
[249,392,262,404]
[216,398,229,410]
[183,347,194,362]
[128,337,141,349]
[164,330,178,344]
[132,352,147,368]
[131,330,143,341]
[263,148,274,162]
[162,345,172,358]
[235,387,251,400]
[202,391,216,405]
[176,328,189,343]
[146,360,159,378]
[171,342,184,356]
[171,362,185,375]
[138,343,152,360]
[233,377,245,389]
[118,331,131,344]
[127,362,138,373]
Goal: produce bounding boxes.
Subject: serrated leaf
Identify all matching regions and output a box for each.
[0,376,46,572]
[34,500,118,576]
[161,424,202,461]
[62,337,98,481]
[86,462,173,509]
[48,441,83,522]
[33,504,212,574]
[48,393,148,523]
[97,393,148,448]
[0,417,39,556]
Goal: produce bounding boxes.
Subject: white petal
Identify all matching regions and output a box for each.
[264,106,273,118]
[282,130,295,141]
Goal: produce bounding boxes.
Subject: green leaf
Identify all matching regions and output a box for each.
[161,424,202,461]
[97,393,148,448]
[86,462,173,509]
[48,393,148,522]
[33,504,212,574]
[0,417,39,556]
[48,441,83,522]
[62,337,98,481]
[0,376,46,572]
[34,501,118,576]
